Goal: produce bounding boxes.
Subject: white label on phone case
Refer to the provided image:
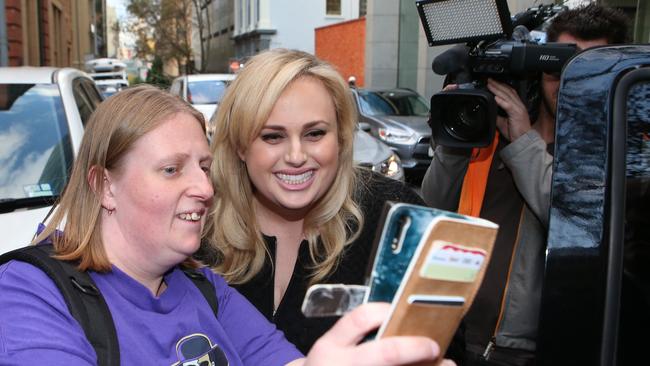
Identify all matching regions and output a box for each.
[420,240,487,282]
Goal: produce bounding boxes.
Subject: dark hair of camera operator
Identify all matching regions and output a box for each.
[421,4,629,366]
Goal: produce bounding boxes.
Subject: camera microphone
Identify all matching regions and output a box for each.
[432,44,470,76]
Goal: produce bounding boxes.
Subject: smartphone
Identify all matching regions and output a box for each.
[365,202,473,304]
[369,204,498,361]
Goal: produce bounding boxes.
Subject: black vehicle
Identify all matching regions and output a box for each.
[539,44,650,366]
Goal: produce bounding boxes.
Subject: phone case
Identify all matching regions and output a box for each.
[368,202,498,366]
[365,202,493,303]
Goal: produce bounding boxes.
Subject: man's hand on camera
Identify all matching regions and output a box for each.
[487,79,532,142]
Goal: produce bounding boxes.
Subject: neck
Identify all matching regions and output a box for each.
[253,197,305,243]
[534,105,556,144]
[100,212,168,296]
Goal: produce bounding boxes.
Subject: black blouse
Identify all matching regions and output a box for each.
[233,170,425,354]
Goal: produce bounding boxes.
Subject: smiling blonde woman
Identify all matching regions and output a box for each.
[202,49,425,353]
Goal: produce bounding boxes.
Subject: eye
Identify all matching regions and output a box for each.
[200,165,211,175]
[162,166,178,176]
[261,132,284,144]
[305,129,326,141]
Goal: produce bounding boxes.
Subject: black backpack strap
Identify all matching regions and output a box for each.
[0,245,120,366]
[182,268,219,318]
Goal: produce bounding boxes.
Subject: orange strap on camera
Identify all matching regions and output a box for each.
[457,132,499,217]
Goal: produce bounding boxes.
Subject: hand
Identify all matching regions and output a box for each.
[294,303,453,366]
[487,79,532,142]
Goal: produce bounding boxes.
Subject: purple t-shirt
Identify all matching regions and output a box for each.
[0,260,303,365]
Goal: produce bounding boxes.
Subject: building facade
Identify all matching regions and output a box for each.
[1,0,106,68]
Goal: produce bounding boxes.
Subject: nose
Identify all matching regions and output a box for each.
[188,165,214,202]
[284,138,307,166]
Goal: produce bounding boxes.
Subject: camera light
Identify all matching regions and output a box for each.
[416,0,512,46]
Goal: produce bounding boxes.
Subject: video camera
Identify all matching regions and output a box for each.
[416,0,577,148]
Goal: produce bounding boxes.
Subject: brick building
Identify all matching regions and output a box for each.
[315,17,365,87]
[1,0,106,68]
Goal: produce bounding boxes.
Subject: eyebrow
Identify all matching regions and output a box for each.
[262,120,331,130]
[161,152,212,163]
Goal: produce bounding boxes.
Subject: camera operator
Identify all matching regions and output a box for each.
[421,4,629,366]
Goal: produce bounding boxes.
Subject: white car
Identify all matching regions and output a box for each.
[169,73,236,140]
[0,67,103,254]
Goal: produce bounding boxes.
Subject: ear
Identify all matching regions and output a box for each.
[237,148,246,162]
[88,165,116,211]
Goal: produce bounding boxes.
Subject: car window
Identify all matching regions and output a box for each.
[619,81,650,365]
[73,77,102,126]
[380,92,430,117]
[187,80,229,105]
[357,90,397,116]
[0,83,73,204]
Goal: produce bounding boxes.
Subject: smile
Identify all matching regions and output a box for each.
[275,170,314,185]
[178,212,202,221]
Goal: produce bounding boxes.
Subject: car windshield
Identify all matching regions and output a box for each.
[0,83,73,205]
[357,90,397,116]
[378,91,430,117]
[188,80,229,105]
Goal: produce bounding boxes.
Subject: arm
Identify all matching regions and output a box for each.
[0,261,97,365]
[420,145,470,211]
[486,79,552,227]
[500,129,553,228]
[289,303,450,366]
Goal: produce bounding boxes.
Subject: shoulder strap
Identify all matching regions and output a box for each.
[182,268,219,318]
[0,245,120,366]
[457,132,500,217]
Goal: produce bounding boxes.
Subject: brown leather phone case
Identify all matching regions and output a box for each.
[377,218,497,366]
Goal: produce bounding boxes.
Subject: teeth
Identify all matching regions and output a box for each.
[276,171,313,185]
[179,212,202,221]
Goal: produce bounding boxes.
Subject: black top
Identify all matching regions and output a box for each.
[233,169,425,354]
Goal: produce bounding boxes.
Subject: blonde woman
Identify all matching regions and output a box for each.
[203,49,425,352]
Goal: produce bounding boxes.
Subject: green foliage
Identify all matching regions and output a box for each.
[145,56,170,88]
[126,0,198,74]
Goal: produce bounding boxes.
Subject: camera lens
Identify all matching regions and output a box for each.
[443,97,489,142]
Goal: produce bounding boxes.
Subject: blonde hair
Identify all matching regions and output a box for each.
[34,84,205,271]
[206,49,363,284]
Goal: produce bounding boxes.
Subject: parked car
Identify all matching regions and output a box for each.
[354,123,404,181]
[85,58,129,98]
[95,79,129,98]
[170,74,236,140]
[0,67,103,254]
[351,87,432,170]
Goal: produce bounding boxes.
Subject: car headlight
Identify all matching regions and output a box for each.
[377,128,417,144]
[373,153,402,178]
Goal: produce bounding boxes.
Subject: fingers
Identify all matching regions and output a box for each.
[344,336,440,366]
[486,79,523,111]
[487,78,532,141]
[317,302,391,347]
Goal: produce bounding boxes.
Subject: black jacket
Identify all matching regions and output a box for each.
[234,170,425,353]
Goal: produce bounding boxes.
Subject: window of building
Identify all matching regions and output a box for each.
[360,0,367,17]
[327,0,342,16]
[21,0,41,65]
[51,4,65,66]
